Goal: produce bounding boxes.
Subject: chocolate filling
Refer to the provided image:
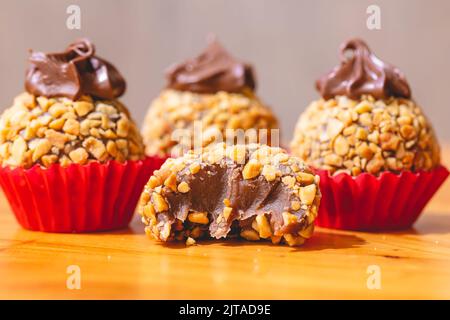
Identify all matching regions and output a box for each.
[162,163,307,239]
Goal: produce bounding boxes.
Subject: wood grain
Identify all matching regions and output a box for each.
[0,147,449,300]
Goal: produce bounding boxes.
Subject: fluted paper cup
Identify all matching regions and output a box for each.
[315,166,449,231]
[0,156,166,233]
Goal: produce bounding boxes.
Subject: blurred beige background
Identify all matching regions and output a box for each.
[1,0,449,143]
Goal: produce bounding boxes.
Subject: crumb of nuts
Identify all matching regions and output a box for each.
[255,214,272,238]
[163,173,178,192]
[271,235,282,245]
[281,176,296,188]
[31,139,52,162]
[242,159,262,179]
[148,176,162,189]
[153,193,168,212]
[240,229,260,241]
[177,181,190,193]
[73,101,94,116]
[222,207,233,220]
[188,212,209,225]
[299,184,317,205]
[62,118,80,136]
[261,164,278,181]
[296,172,315,184]
[185,237,196,246]
[0,92,145,168]
[282,211,298,226]
[298,223,314,239]
[291,201,301,211]
[83,137,107,161]
[189,162,201,174]
[68,148,89,165]
[284,234,305,247]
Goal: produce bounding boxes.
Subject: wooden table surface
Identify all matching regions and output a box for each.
[1,148,449,300]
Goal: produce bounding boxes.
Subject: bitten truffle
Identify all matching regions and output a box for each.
[290,39,440,176]
[142,39,279,157]
[138,143,321,246]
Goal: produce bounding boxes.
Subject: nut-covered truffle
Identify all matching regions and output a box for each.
[290,39,440,176]
[291,95,440,176]
[138,143,321,246]
[142,39,279,157]
[0,92,144,168]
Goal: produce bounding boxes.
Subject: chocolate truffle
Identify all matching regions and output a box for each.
[138,143,321,246]
[142,39,279,157]
[0,39,144,168]
[290,39,440,176]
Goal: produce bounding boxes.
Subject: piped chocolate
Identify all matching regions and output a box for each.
[316,38,411,100]
[165,39,256,94]
[25,38,126,100]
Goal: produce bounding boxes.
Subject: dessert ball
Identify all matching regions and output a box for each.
[0,39,144,169]
[290,39,440,176]
[142,39,279,157]
[0,38,151,233]
[138,143,321,246]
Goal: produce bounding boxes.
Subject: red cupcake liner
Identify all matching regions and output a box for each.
[315,165,449,231]
[0,156,167,233]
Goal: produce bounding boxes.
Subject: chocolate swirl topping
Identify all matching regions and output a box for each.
[25,38,126,100]
[166,39,256,94]
[316,38,411,100]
